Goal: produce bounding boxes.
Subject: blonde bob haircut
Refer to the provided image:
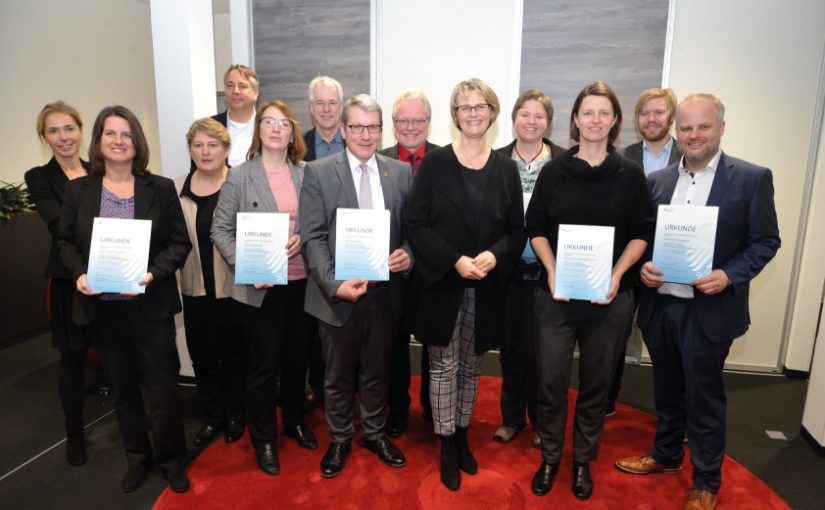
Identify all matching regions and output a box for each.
[449,78,500,131]
[186,117,231,151]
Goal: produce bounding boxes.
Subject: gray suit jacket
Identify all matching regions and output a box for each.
[623,136,682,173]
[300,151,413,327]
[211,155,305,307]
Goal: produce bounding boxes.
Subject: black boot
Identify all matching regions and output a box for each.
[454,426,477,474]
[439,434,460,491]
[65,421,87,466]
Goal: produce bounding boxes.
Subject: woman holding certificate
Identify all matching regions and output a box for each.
[24,101,91,466]
[57,105,192,493]
[524,81,652,499]
[175,118,246,448]
[211,99,317,476]
[405,78,526,491]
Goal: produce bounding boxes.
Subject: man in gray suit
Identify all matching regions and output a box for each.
[379,90,440,437]
[300,94,413,478]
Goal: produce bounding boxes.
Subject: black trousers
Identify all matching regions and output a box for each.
[58,349,86,427]
[534,289,633,465]
[182,295,246,426]
[238,279,313,447]
[388,285,431,418]
[499,269,539,428]
[90,300,185,470]
[319,285,396,442]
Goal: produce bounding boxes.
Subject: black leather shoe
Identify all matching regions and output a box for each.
[285,423,318,450]
[572,462,593,500]
[531,462,558,496]
[194,424,221,448]
[65,423,87,466]
[359,435,406,468]
[121,463,148,493]
[321,440,351,478]
[304,387,323,412]
[224,420,244,443]
[163,468,190,493]
[255,443,280,476]
[386,414,408,438]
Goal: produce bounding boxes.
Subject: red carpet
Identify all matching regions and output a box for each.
[154,376,789,509]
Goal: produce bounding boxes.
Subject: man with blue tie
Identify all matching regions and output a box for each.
[616,94,780,510]
[300,94,413,478]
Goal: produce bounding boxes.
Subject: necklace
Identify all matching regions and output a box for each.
[514,143,545,164]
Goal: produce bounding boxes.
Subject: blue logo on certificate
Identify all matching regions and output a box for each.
[554,224,614,301]
[87,218,152,294]
[235,212,290,285]
[652,205,718,284]
[335,208,390,281]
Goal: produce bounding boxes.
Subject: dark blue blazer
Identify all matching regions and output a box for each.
[637,152,780,342]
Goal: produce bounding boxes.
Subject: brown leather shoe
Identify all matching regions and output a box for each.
[615,455,682,474]
[683,488,717,510]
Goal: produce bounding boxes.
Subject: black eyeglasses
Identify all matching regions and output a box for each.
[455,103,491,114]
[347,124,382,134]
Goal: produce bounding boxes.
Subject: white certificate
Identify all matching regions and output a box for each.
[652,205,718,284]
[554,224,614,301]
[235,212,290,285]
[87,217,151,293]
[334,208,390,281]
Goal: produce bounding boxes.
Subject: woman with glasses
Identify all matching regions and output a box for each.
[175,118,246,448]
[25,101,91,466]
[525,81,652,499]
[492,89,567,448]
[405,78,526,491]
[57,105,191,493]
[212,99,317,476]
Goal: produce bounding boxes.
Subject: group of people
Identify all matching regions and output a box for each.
[24,63,779,510]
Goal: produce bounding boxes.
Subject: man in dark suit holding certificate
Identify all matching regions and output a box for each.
[616,94,780,510]
[300,94,413,478]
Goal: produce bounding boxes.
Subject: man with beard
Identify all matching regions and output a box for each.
[607,87,684,416]
[624,88,682,175]
[615,94,780,510]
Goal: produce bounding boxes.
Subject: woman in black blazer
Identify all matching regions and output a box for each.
[57,105,192,493]
[405,78,526,491]
[24,101,90,466]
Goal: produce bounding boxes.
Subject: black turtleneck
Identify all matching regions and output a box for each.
[525,144,653,294]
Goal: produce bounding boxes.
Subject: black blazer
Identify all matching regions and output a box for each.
[303,128,318,162]
[404,145,526,352]
[623,138,682,170]
[57,173,191,325]
[24,157,91,279]
[495,137,567,161]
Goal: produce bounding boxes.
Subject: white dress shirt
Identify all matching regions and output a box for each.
[226,112,255,167]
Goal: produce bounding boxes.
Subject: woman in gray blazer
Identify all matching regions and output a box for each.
[211,99,317,476]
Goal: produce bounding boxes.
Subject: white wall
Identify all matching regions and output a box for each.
[2,0,161,184]
[667,0,825,370]
[376,0,522,150]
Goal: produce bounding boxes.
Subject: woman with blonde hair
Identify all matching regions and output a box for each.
[405,79,526,490]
